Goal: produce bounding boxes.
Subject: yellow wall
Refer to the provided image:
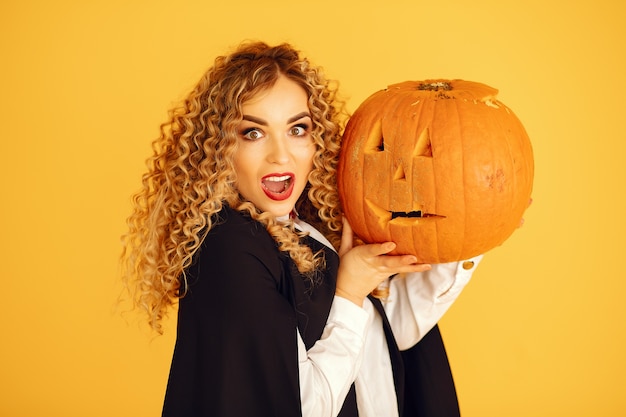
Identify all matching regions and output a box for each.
[1,0,624,415]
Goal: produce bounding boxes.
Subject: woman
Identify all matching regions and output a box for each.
[121,41,481,417]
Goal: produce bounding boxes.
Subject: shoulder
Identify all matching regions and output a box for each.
[181,206,295,325]
[187,206,285,292]
[202,206,278,259]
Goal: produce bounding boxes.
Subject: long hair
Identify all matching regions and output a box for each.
[120,42,347,333]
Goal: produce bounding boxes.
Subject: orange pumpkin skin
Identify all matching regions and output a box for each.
[337,80,534,263]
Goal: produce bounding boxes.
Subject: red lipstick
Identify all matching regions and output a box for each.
[261,173,295,201]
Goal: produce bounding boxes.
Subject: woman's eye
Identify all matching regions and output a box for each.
[289,125,308,136]
[242,128,263,140]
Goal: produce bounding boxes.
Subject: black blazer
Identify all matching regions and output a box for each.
[162,206,460,417]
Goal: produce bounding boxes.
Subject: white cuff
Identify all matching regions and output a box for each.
[384,255,483,350]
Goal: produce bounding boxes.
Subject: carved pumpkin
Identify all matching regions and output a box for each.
[337,79,534,263]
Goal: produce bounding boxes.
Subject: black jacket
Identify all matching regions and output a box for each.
[162,206,459,417]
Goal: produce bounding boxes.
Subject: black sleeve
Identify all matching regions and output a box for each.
[162,211,302,417]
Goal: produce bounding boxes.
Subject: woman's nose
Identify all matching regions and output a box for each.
[266,136,290,164]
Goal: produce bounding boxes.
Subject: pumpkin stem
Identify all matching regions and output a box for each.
[417,81,452,91]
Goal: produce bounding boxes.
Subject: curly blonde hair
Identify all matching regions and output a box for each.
[120,42,347,333]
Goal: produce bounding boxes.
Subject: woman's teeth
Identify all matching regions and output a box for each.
[263,175,292,193]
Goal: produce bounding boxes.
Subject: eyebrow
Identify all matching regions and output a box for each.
[242,112,311,126]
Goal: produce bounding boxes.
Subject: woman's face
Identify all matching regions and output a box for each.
[233,75,316,217]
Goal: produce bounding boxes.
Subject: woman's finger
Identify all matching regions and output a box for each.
[360,241,396,257]
[338,217,354,257]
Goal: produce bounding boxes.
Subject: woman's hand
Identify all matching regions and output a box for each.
[336,219,431,306]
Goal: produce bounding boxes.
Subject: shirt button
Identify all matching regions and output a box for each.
[462,261,475,270]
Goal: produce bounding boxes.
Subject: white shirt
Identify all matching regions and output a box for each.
[292,217,482,417]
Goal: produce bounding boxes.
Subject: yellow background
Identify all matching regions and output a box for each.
[2,0,625,415]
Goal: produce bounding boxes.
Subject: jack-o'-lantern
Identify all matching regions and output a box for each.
[337,80,534,263]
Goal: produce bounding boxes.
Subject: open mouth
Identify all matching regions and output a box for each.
[391,211,440,219]
[366,199,445,226]
[262,174,294,201]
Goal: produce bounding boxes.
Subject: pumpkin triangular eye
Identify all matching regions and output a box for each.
[414,127,432,157]
[364,120,385,153]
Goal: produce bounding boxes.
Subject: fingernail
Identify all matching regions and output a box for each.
[384,242,396,251]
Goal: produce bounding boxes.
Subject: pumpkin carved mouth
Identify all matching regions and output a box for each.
[365,199,445,227]
[391,211,441,219]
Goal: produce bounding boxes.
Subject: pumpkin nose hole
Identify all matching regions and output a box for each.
[394,164,406,181]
